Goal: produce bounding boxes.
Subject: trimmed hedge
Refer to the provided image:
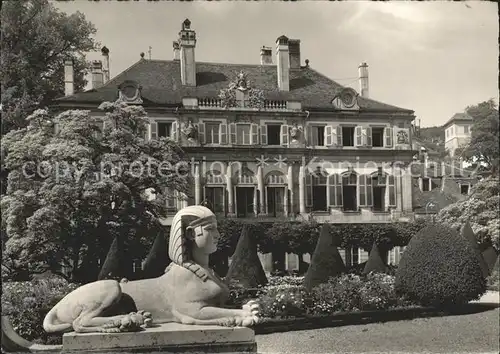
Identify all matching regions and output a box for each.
[304,224,346,291]
[224,225,268,288]
[395,223,486,307]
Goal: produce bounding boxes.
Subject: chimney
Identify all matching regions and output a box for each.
[101,46,110,83]
[178,19,196,87]
[276,35,290,91]
[173,41,180,61]
[288,39,301,69]
[64,60,74,96]
[91,60,104,89]
[260,46,272,65]
[358,62,369,98]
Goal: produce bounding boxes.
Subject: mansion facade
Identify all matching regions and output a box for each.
[55,19,417,225]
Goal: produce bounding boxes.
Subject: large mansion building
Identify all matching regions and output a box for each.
[54,19,418,226]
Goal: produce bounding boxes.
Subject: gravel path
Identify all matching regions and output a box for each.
[256,305,500,353]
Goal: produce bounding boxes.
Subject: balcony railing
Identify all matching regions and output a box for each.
[197,98,289,110]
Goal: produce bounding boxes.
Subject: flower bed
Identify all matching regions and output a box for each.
[227,273,416,319]
[3,273,415,345]
[1,278,79,345]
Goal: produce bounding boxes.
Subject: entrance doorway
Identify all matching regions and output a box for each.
[267,187,285,216]
[236,187,254,217]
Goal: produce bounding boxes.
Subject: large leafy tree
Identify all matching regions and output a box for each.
[456,99,499,174]
[436,176,499,251]
[1,0,99,134]
[1,102,189,281]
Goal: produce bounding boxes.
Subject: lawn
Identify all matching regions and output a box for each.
[256,304,500,353]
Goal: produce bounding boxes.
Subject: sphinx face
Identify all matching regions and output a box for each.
[193,222,220,255]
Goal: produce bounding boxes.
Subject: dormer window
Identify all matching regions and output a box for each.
[118,80,143,104]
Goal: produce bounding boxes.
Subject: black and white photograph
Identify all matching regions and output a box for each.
[1,0,498,353]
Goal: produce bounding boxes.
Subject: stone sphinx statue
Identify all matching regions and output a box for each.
[43,206,260,334]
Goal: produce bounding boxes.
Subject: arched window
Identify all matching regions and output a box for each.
[236,167,256,184]
[266,171,287,185]
[341,171,358,211]
[367,170,397,211]
[206,170,225,184]
[306,168,328,211]
[328,173,343,207]
[204,170,225,213]
[265,171,287,216]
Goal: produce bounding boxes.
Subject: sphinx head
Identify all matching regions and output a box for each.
[168,205,220,266]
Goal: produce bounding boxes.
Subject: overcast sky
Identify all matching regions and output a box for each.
[53,0,498,128]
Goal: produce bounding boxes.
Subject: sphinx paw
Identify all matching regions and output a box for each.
[118,311,153,332]
[217,317,237,327]
[242,300,260,318]
[235,315,260,327]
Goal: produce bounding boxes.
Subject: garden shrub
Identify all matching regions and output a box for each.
[481,245,498,275]
[362,242,388,275]
[395,223,487,307]
[224,225,268,288]
[142,231,170,279]
[98,236,129,281]
[461,221,490,278]
[304,224,346,291]
[1,278,79,344]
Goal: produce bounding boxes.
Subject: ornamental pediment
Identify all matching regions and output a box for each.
[218,71,265,109]
[331,87,360,111]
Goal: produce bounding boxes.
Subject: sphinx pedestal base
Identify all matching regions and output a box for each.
[62,323,257,353]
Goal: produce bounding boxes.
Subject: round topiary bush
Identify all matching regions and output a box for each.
[395,223,486,307]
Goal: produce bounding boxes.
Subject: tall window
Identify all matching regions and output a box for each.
[205,122,220,144]
[205,171,225,213]
[236,124,251,145]
[204,187,224,213]
[371,127,384,147]
[372,174,386,211]
[309,126,325,146]
[158,122,172,138]
[342,127,355,146]
[267,124,281,145]
[342,172,357,211]
[464,125,469,134]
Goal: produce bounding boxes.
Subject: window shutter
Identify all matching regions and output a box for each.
[388,175,396,207]
[149,121,158,140]
[355,126,363,147]
[171,121,178,141]
[336,126,343,146]
[359,174,366,206]
[384,127,393,148]
[328,174,337,206]
[229,123,236,144]
[220,123,228,145]
[306,125,313,146]
[366,175,373,206]
[325,125,333,146]
[305,174,313,207]
[280,124,289,146]
[197,122,205,144]
[336,174,343,206]
[251,123,259,145]
[365,127,372,147]
[260,125,268,145]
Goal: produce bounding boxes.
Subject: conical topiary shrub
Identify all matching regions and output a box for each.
[362,242,388,275]
[98,236,128,281]
[224,225,268,288]
[142,231,171,279]
[395,223,486,307]
[461,221,489,278]
[481,246,498,275]
[304,224,346,291]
